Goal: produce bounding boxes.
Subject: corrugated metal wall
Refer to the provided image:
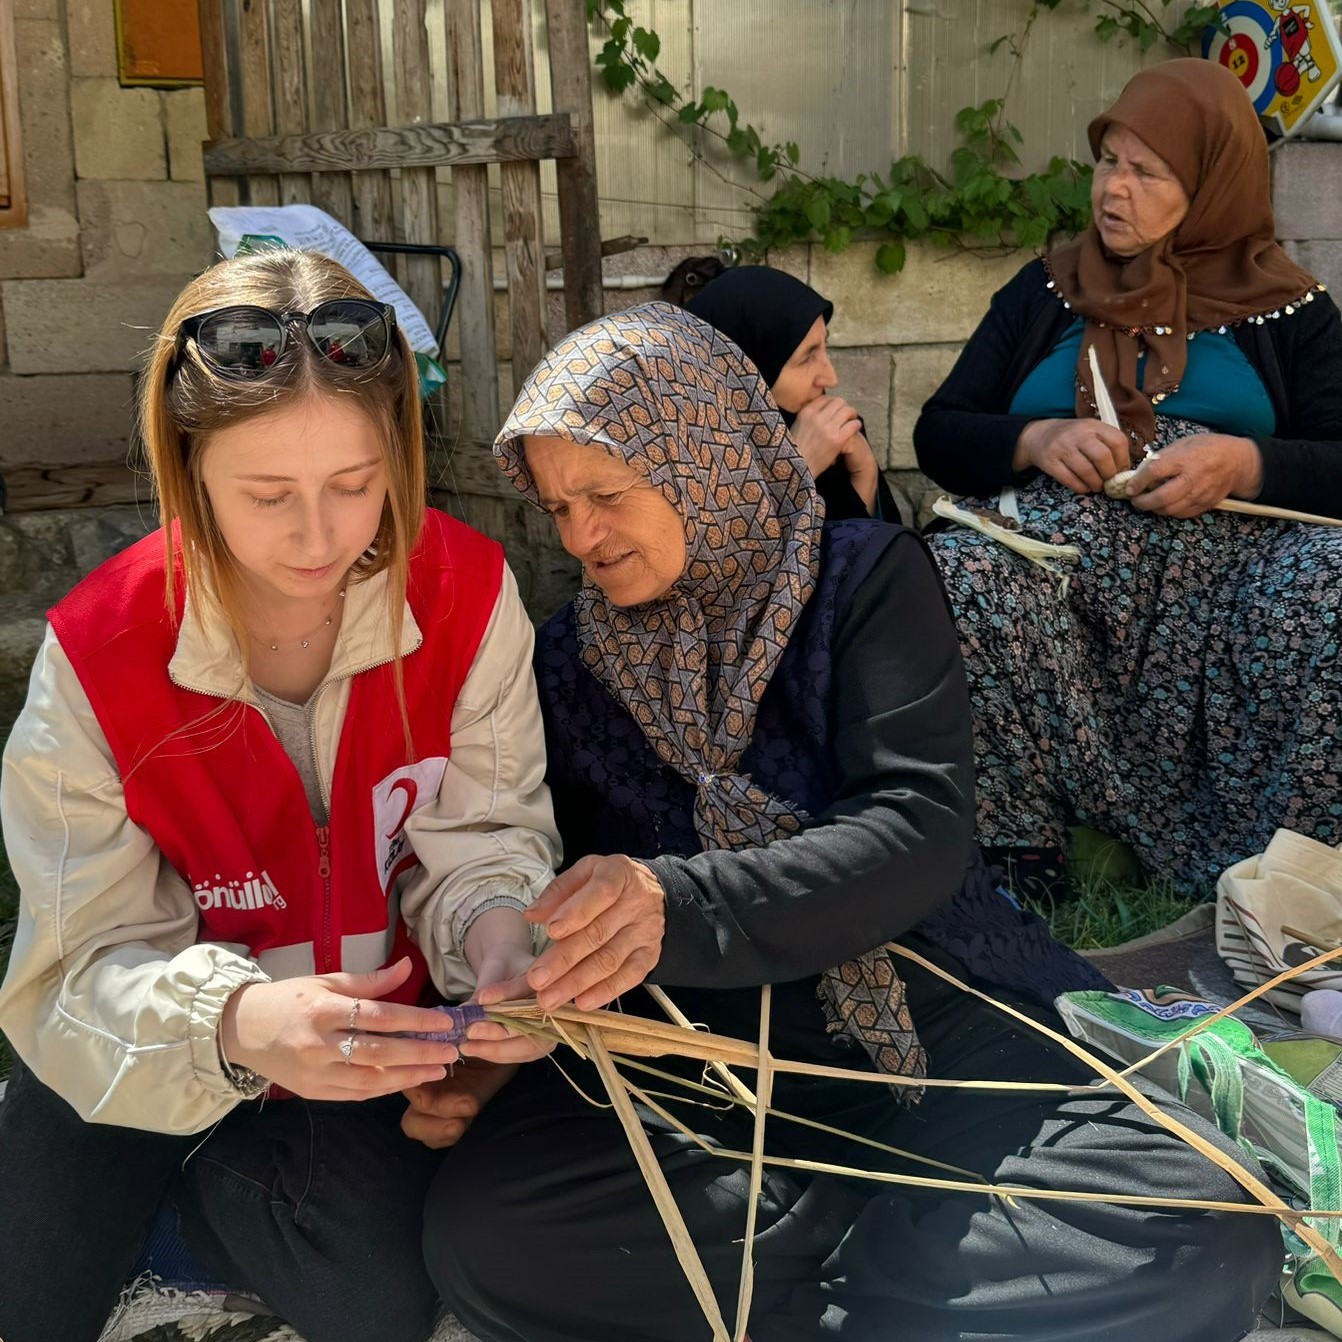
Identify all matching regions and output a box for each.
[565,0,1154,246]
[351,0,1158,248]
[904,0,1159,168]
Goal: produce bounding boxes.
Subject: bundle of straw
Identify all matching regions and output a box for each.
[477,940,1342,1340]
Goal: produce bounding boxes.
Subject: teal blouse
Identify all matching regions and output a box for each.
[1009,319,1276,437]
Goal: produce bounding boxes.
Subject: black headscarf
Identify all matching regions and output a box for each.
[688,267,899,523]
[687,266,833,403]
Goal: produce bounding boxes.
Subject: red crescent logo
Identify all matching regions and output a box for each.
[385,777,419,839]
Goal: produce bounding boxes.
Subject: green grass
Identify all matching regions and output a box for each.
[1029,827,1199,950]
[1031,872,1192,950]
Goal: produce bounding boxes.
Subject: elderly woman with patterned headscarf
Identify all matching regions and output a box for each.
[915,59,1342,899]
[405,302,1280,1342]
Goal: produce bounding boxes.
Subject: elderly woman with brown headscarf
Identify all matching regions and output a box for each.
[406,302,1279,1342]
[915,59,1342,898]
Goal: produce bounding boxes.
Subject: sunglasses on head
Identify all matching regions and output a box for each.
[174,299,398,379]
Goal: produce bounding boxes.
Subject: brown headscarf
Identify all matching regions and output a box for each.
[1047,58,1320,447]
[496,303,927,1096]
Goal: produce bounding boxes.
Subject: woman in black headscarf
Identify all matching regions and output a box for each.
[688,265,901,521]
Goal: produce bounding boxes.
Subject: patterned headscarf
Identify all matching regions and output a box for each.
[495,302,926,1094]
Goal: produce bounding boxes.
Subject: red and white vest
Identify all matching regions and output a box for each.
[48,509,504,1007]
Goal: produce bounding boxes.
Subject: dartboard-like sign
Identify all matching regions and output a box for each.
[1202,0,1342,136]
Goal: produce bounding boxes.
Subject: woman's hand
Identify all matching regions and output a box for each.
[1122,434,1262,518]
[457,910,559,1067]
[1013,418,1132,494]
[463,906,537,1009]
[838,431,881,512]
[478,854,666,1013]
[219,958,461,1101]
[401,1059,518,1149]
[790,395,864,477]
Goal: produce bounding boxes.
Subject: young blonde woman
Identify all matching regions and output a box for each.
[0,250,558,1342]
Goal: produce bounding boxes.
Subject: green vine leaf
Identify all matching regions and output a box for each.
[631,26,660,61]
[875,241,907,274]
[580,0,1214,274]
[805,196,832,231]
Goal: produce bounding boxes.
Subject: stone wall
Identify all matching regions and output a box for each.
[1275,141,1342,296]
[0,0,213,487]
[1,3,1340,631]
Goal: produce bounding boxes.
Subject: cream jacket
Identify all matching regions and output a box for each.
[0,561,559,1132]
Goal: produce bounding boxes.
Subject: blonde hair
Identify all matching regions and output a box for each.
[138,250,426,753]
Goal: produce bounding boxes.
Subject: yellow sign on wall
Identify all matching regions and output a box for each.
[1204,1,1342,135]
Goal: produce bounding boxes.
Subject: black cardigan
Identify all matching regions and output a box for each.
[913,258,1342,518]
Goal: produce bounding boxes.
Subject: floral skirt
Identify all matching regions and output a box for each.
[925,420,1342,896]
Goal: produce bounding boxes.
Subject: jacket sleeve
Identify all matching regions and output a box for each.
[0,627,269,1133]
[1252,290,1342,518]
[648,531,976,989]
[398,564,561,999]
[913,258,1051,495]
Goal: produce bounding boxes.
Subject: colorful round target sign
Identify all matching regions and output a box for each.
[1201,0,1342,136]
[1204,1,1283,112]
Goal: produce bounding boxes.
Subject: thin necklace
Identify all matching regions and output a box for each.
[253,589,345,652]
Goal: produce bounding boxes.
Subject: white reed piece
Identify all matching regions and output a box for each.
[1087,343,1342,528]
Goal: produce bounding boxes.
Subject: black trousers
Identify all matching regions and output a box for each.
[0,1060,445,1342]
[424,962,1284,1342]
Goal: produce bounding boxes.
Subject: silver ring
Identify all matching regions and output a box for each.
[339,1031,356,1065]
[347,998,361,1032]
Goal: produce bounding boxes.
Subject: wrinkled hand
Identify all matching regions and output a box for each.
[477,854,666,1013]
[1122,434,1262,519]
[791,395,864,477]
[219,958,460,1101]
[1014,418,1132,494]
[401,1059,518,1149]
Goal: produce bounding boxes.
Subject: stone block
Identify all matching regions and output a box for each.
[811,241,1022,347]
[78,179,212,280]
[164,90,209,183]
[14,21,75,204]
[765,246,810,286]
[0,371,137,464]
[0,203,82,280]
[1286,239,1342,296]
[65,507,154,577]
[0,20,80,280]
[888,343,963,469]
[0,507,153,742]
[1273,142,1342,241]
[0,511,78,595]
[67,0,117,77]
[13,0,59,17]
[0,595,51,740]
[828,347,892,461]
[2,278,185,373]
[887,467,944,530]
[71,79,166,182]
[0,296,6,368]
[0,505,151,594]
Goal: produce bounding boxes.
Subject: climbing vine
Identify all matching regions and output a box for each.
[584,0,1227,272]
